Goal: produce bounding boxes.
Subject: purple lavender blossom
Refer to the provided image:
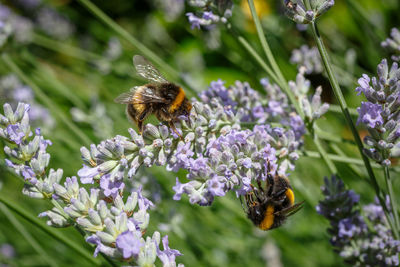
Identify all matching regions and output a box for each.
[185,0,232,30]
[36,7,75,40]
[356,102,384,128]
[381,28,400,62]
[0,244,15,259]
[186,12,201,29]
[157,235,183,266]
[0,103,183,265]
[290,45,323,74]
[100,176,125,198]
[115,230,143,259]
[317,176,400,265]
[6,124,26,144]
[355,59,400,165]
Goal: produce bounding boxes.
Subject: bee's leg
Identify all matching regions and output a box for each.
[266,172,274,198]
[169,121,183,140]
[137,120,144,134]
[187,116,192,128]
[137,107,152,134]
[246,189,260,206]
[257,179,264,193]
[249,184,263,203]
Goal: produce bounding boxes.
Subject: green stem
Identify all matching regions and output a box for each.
[246,0,286,86]
[32,33,102,62]
[234,33,282,88]
[246,0,303,118]
[0,203,58,267]
[329,104,358,116]
[384,167,400,238]
[302,150,400,171]
[1,54,93,146]
[308,19,391,229]
[315,128,355,145]
[330,143,362,177]
[313,133,337,173]
[0,196,100,265]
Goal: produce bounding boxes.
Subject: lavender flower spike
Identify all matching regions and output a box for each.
[317,176,400,266]
[381,28,400,62]
[0,102,183,265]
[290,45,323,74]
[185,0,233,30]
[283,0,334,24]
[355,59,400,165]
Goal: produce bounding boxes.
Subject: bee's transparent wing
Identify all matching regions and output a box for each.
[114,86,166,104]
[137,86,167,103]
[133,55,169,84]
[114,87,137,104]
[275,201,305,217]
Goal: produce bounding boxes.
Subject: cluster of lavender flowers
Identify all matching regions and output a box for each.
[0,74,54,132]
[290,45,323,75]
[0,103,183,266]
[0,243,15,265]
[0,3,33,46]
[355,59,400,166]
[78,78,329,206]
[0,1,74,46]
[382,28,400,62]
[1,75,329,262]
[287,68,330,126]
[317,176,400,266]
[283,0,334,24]
[185,0,233,30]
[34,7,74,40]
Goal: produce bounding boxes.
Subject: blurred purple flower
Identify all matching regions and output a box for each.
[100,176,125,198]
[6,124,25,144]
[157,235,182,266]
[116,230,143,259]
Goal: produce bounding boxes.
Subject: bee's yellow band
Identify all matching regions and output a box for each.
[169,87,185,113]
[285,188,295,205]
[259,205,274,230]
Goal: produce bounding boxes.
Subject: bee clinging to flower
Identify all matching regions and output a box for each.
[114,55,192,136]
[242,164,304,231]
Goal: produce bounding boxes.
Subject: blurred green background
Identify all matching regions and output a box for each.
[0,0,399,266]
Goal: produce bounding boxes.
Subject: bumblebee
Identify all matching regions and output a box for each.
[114,55,192,135]
[242,170,304,231]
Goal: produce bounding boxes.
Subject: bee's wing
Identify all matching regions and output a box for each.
[274,201,305,217]
[133,55,169,84]
[114,87,138,104]
[138,86,167,104]
[114,86,167,104]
